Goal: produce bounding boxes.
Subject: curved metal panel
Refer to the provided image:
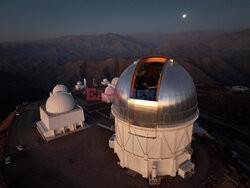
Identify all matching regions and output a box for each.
[112,63,136,121]
[157,61,198,126]
[111,57,199,128]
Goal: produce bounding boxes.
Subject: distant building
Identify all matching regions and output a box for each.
[37,84,85,141]
[232,85,249,92]
[102,77,119,103]
[83,78,87,89]
[52,84,68,93]
[92,78,98,87]
[101,78,110,86]
[110,77,119,87]
[75,81,84,91]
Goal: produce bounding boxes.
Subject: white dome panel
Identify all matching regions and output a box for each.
[111,77,119,86]
[46,93,75,114]
[105,86,115,95]
[52,84,68,94]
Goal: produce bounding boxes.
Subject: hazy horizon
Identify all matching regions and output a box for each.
[0,27,248,43]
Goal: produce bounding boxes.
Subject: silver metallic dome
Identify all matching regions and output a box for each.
[111,56,199,128]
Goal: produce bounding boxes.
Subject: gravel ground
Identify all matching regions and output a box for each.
[1,100,210,188]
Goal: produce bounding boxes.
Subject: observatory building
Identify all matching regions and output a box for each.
[75,81,84,91]
[101,78,110,86]
[102,77,119,103]
[111,56,199,180]
[37,84,85,140]
[75,78,88,91]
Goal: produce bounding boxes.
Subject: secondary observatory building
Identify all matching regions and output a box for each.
[37,84,85,140]
[111,56,199,180]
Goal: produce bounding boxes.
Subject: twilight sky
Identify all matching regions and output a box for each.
[0,0,250,42]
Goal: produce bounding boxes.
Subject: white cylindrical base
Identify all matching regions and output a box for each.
[114,117,196,178]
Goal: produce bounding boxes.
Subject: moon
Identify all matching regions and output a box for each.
[182,14,187,19]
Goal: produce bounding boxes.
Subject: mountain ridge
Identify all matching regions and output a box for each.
[0,29,250,120]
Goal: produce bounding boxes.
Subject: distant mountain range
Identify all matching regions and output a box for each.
[0,33,152,64]
[0,29,250,120]
[1,29,249,63]
[208,29,250,50]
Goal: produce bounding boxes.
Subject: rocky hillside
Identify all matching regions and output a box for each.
[0,29,250,120]
[208,28,250,50]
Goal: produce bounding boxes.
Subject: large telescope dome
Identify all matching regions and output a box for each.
[112,55,198,128]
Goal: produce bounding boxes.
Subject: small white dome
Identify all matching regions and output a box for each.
[52,84,68,94]
[101,78,110,86]
[46,93,75,114]
[77,81,82,85]
[105,86,114,95]
[111,77,119,86]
